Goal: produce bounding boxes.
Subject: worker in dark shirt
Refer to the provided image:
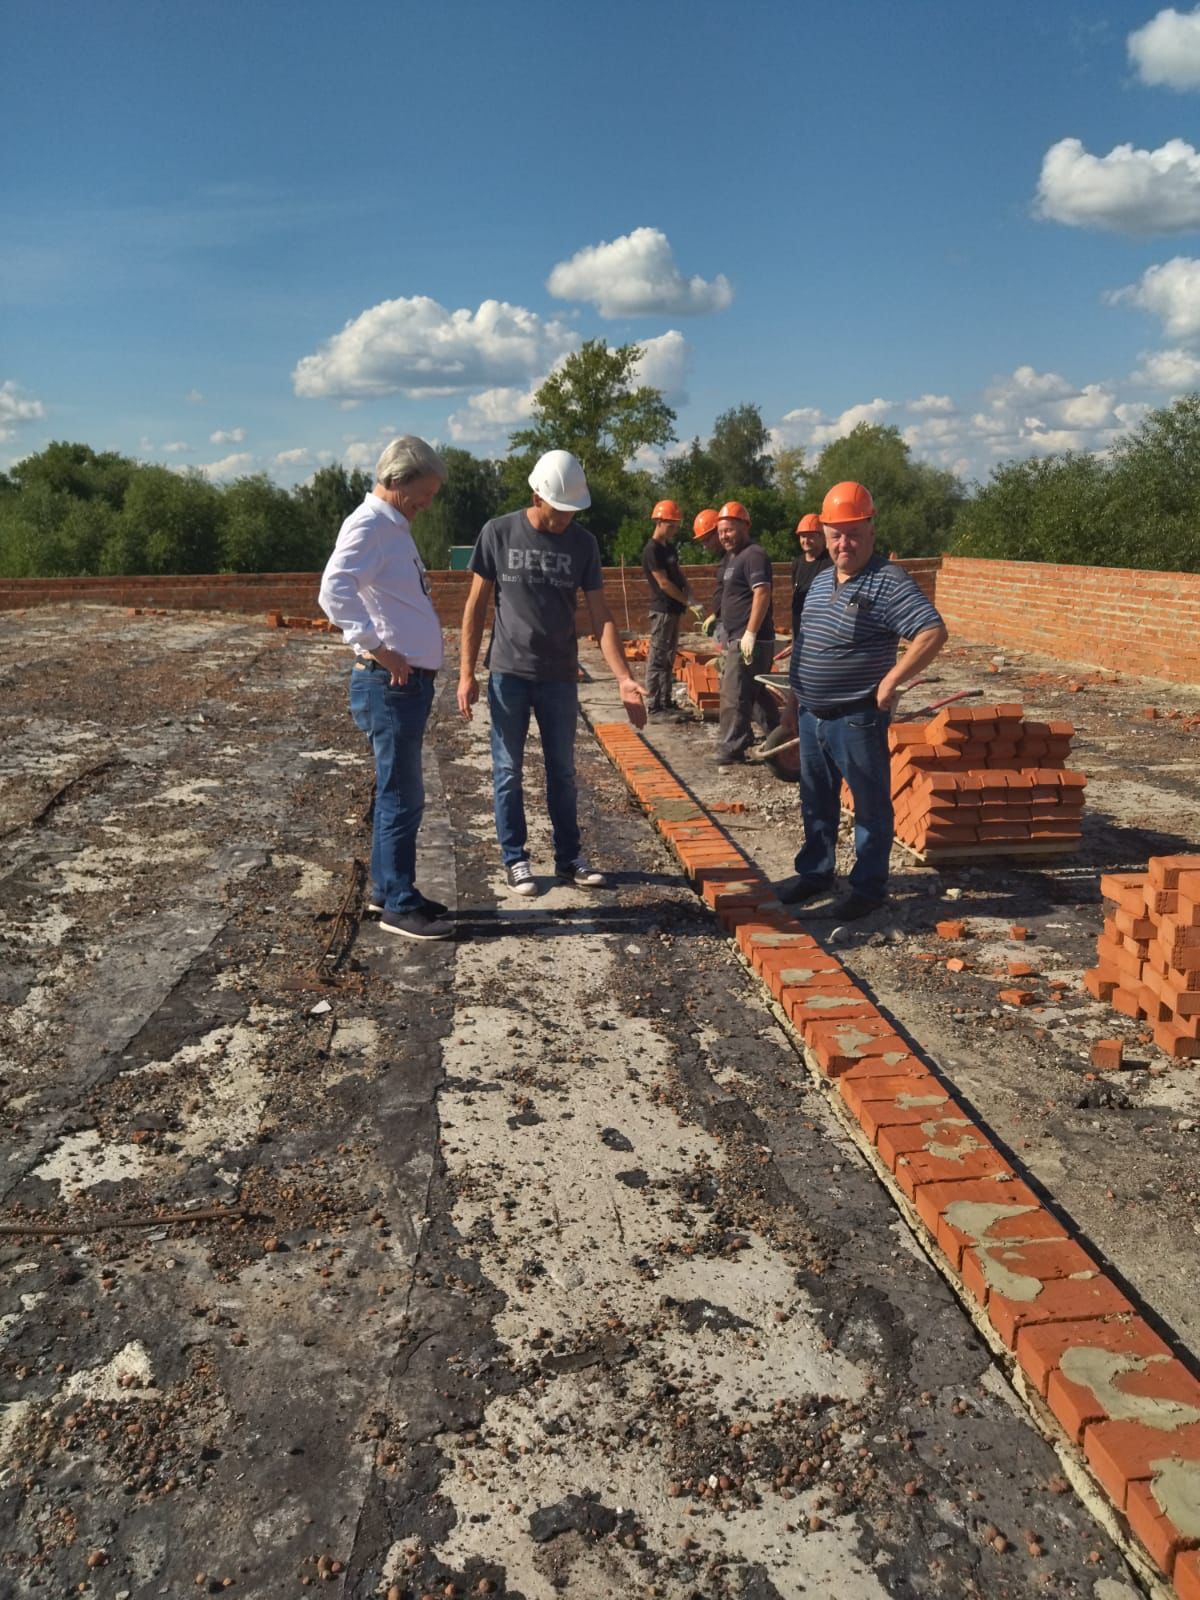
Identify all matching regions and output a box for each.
[641,499,701,719]
[790,512,831,635]
[693,508,726,639]
[714,501,779,766]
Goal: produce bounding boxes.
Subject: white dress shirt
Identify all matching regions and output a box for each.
[318,494,444,669]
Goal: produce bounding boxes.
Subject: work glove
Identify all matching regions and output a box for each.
[700,614,717,637]
[689,603,705,622]
[739,629,757,665]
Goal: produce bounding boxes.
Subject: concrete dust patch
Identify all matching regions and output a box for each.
[140,778,222,806]
[62,1339,155,1400]
[270,850,336,901]
[43,829,209,895]
[430,930,876,1597]
[297,748,359,766]
[33,1127,152,1196]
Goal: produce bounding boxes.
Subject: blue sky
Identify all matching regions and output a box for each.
[6,0,1200,489]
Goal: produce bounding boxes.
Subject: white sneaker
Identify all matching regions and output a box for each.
[556,858,608,888]
[504,859,538,896]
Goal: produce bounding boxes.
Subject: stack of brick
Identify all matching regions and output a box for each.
[1085,856,1200,1059]
[845,703,1085,858]
[673,647,721,718]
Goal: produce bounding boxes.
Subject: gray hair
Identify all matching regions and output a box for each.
[375,435,447,488]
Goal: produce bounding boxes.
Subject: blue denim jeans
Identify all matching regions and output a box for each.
[487,673,580,868]
[793,700,893,900]
[349,661,436,913]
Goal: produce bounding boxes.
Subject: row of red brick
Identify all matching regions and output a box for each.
[593,720,1200,1594]
[1086,856,1200,1060]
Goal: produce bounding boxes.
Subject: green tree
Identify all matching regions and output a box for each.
[414,446,505,567]
[219,475,310,572]
[772,445,810,505]
[1105,393,1200,570]
[114,467,223,574]
[708,403,774,491]
[10,441,135,509]
[293,463,372,560]
[950,454,1110,564]
[807,424,964,557]
[507,340,676,555]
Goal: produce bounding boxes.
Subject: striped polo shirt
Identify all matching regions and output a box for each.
[790,554,943,710]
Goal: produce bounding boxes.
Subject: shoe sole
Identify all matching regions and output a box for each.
[379,922,454,940]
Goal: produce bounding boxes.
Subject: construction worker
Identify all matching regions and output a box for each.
[714,501,779,767]
[641,499,702,719]
[791,512,830,636]
[457,450,646,897]
[693,508,726,639]
[784,481,947,919]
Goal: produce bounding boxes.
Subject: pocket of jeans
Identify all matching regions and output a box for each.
[847,707,882,729]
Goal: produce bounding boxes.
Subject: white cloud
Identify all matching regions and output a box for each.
[210,427,246,444]
[197,451,253,481]
[630,329,689,400]
[293,296,576,400]
[1057,383,1117,427]
[1132,344,1200,385]
[185,389,205,404]
[1036,136,1200,233]
[907,393,956,415]
[546,228,733,317]
[447,385,538,443]
[273,447,311,467]
[1108,255,1200,339]
[984,365,1076,406]
[343,440,381,472]
[0,379,46,442]
[1129,6,1200,89]
[162,440,190,454]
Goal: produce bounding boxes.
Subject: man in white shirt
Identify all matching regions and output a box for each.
[318,436,452,941]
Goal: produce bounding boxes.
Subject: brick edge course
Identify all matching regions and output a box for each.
[590,717,1200,1594]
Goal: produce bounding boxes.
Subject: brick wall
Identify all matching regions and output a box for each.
[934,558,1200,687]
[4,559,1196,685]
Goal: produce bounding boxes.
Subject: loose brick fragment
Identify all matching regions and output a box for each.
[998,988,1037,1007]
[936,919,967,940]
[1089,1039,1124,1072]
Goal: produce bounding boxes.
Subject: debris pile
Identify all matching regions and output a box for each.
[845,703,1085,861]
[1085,855,1200,1059]
[674,647,721,718]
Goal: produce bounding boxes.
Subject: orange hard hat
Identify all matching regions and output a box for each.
[717,500,751,525]
[651,499,682,523]
[820,481,875,525]
[692,507,720,540]
[795,513,823,534]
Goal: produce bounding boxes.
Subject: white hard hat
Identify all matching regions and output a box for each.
[528,449,590,512]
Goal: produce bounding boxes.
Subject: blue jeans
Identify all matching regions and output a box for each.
[793,700,893,900]
[349,662,436,913]
[488,673,580,868]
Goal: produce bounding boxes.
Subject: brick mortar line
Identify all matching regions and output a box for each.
[581,712,1199,1598]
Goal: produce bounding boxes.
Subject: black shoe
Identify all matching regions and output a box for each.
[777,876,834,906]
[505,859,539,897]
[715,752,745,767]
[807,892,886,921]
[380,906,455,940]
[555,857,608,887]
[369,892,450,918]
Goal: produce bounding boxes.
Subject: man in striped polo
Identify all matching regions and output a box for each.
[783,481,947,920]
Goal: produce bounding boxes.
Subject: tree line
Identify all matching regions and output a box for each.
[2,341,1198,578]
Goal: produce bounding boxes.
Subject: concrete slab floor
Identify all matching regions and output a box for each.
[0,604,1171,1599]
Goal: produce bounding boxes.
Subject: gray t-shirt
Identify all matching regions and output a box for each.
[469,509,604,681]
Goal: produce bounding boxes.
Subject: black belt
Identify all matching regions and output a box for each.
[802,695,877,719]
[356,659,438,678]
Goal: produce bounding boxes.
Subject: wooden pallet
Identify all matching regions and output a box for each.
[893,837,1080,866]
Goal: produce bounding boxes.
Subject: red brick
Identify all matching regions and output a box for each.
[1084,1419,1200,1513]
[998,988,1037,1006]
[1048,1348,1200,1445]
[836,1050,927,1080]
[1154,1020,1200,1058]
[986,1273,1134,1350]
[893,1135,1013,1201]
[1126,1476,1199,1578]
[1015,1316,1171,1398]
[935,919,968,939]
[806,1018,912,1077]
[1175,1550,1200,1600]
[1149,854,1200,890]
[960,1235,1095,1308]
[1089,1038,1124,1071]
[789,992,880,1039]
